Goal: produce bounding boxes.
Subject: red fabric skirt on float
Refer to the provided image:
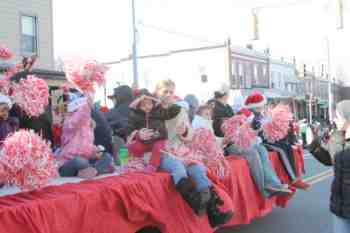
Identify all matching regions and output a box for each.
[0,147,304,233]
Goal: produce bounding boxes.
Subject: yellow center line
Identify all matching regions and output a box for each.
[302,169,334,185]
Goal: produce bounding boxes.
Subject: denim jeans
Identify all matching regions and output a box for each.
[333,214,350,233]
[226,143,283,197]
[59,153,114,177]
[266,143,297,181]
[159,155,211,192]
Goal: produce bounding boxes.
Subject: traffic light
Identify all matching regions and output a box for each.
[337,0,344,30]
[201,74,208,83]
[252,10,259,40]
[302,64,307,77]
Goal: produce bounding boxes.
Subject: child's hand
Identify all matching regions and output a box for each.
[129,95,146,109]
[139,128,154,141]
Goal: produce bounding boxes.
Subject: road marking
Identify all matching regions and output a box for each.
[307,172,334,185]
[302,169,333,185]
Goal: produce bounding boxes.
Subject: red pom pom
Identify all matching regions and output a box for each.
[262,104,293,143]
[222,115,257,149]
[0,130,58,190]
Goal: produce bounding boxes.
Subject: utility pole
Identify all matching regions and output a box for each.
[337,0,344,30]
[252,9,259,40]
[131,0,139,88]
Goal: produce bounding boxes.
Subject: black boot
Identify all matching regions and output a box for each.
[206,188,234,228]
[176,178,210,216]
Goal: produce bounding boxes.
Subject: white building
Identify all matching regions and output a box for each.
[270,59,299,97]
[0,0,54,69]
[0,0,65,87]
[105,44,230,105]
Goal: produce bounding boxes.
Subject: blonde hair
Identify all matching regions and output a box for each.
[154,79,176,93]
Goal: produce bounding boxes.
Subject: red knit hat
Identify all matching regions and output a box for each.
[244,91,267,109]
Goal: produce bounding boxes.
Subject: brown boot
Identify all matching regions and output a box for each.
[176,178,210,216]
[206,188,234,228]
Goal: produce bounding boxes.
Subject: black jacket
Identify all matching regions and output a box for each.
[10,105,53,143]
[104,86,133,138]
[308,133,350,218]
[91,106,113,154]
[331,146,350,218]
[127,104,181,144]
[212,101,234,137]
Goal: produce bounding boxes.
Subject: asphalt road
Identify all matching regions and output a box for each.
[217,151,334,233]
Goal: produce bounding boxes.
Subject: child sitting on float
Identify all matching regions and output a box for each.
[245,92,309,190]
[126,90,181,172]
[0,94,19,145]
[57,92,114,179]
[164,101,233,228]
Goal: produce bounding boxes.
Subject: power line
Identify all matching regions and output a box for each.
[138,21,220,44]
[254,0,315,11]
[102,43,226,65]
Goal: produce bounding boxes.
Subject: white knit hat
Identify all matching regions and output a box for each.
[0,94,12,109]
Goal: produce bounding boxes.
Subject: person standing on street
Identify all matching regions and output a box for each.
[309,100,350,232]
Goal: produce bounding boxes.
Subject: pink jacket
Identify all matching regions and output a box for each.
[59,103,96,162]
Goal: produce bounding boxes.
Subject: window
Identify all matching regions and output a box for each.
[21,15,38,55]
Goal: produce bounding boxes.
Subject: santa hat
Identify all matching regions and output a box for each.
[244,92,267,109]
[0,94,12,109]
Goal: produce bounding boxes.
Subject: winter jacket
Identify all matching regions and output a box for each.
[91,106,113,154]
[184,94,199,123]
[310,131,350,218]
[330,137,350,218]
[212,100,234,137]
[10,105,53,143]
[192,115,214,134]
[0,117,19,145]
[251,111,264,131]
[104,86,133,138]
[59,103,96,162]
[127,104,181,144]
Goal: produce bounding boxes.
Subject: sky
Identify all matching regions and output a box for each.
[53,0,350,85]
